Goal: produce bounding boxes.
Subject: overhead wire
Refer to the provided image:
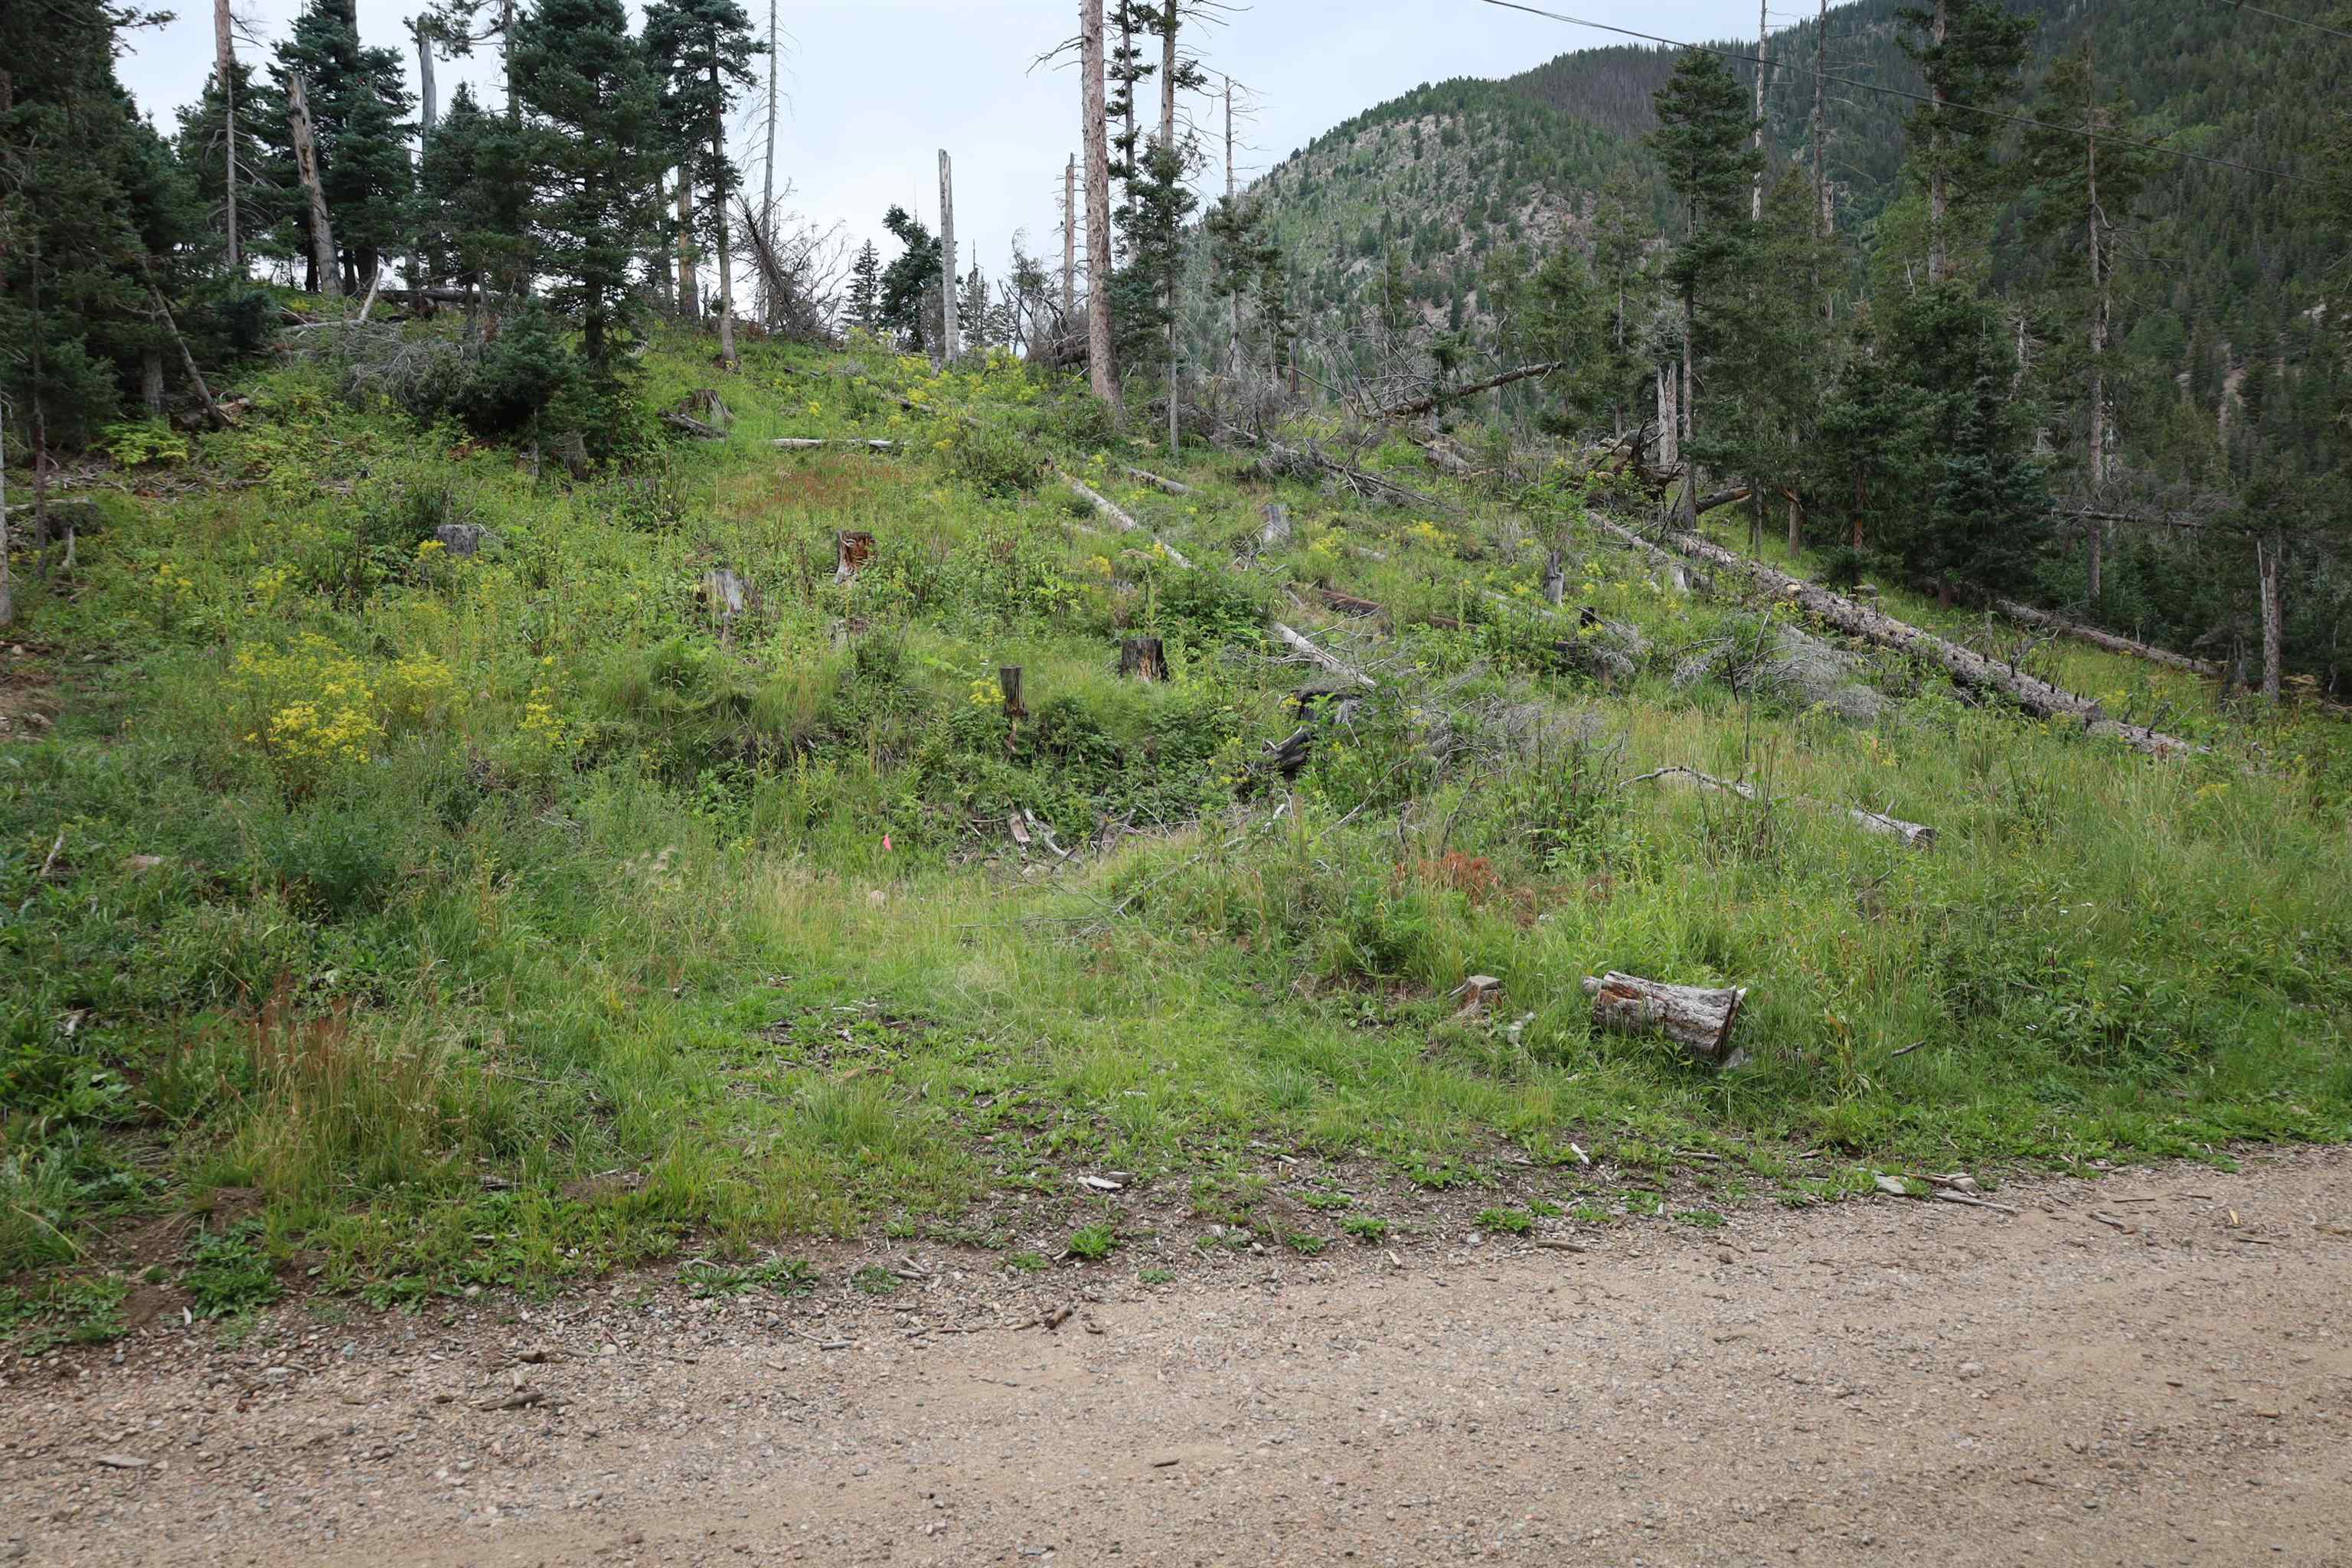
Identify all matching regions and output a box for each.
[2210,0,2352,43]
[1475,0,2310,183]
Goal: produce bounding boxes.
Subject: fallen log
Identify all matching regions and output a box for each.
[1122,463,1194,496]
[1063,474,1192,569]
[773,437,897,451]
[1628,765,1936,848]
[1596,519,2196,759]
[1270,622,1375,689]
[662,410,727,439]
[1692,485,1751,515]
[1376,361,1561,421]
[1991,599,2222,678]
[1582,972,1749,1069]
[1318,587,1383,619]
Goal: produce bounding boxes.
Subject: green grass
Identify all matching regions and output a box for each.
[0,317,2347,1315]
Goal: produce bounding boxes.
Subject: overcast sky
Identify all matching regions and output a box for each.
[115,1,1761,289]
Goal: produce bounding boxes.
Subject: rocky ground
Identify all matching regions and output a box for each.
[4,1147,2348,1567]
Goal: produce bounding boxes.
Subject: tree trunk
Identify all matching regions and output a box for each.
[1679,290,1696,457]
[2084,51,2108,604]
[1812,0,1829,243]
[938,149,958,365]
[1081,0,1120,408]
[286,74,341,296]
[1992,598,2222,676]
[141,348,166,415]
[0,396,12,628]
[648,170,674,302]
[676,172,699,321]
[1597,515,2199,756]
[1063,155,1077,328]
[1751,0,1769,222]
[1119,635,1167,681]
[710,84,738,367]
[217,0,239,272]
[1225,77,1240,375]
[2258,531,2284,704]
[760,0,779,325]
[1927,0,1948,285]
[1582,973,1749,1068]
[415,20,437,133]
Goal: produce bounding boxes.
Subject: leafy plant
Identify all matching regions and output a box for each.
[1067,1224,1119,1260]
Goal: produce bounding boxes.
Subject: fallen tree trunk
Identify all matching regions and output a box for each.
[1062,473,1191,568]
[773,437,896,451]
[1596,518,2195,758]
[1271,622,1375,689]
[1692,485,1751,515]
[662,410,727,439]
[1376,361,1560,420]
[1122,463,1193,496]
[1630,765,1936,848]
[1582,972,1749,1069]
[1992,599,2222,678]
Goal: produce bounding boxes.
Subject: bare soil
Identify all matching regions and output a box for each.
[5,1148,2350,1567]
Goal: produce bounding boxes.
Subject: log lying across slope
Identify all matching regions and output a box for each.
[1991,599,2223,678]
[1596,518,2197,759]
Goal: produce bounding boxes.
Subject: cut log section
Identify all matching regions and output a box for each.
[1596,519,2196,758]
[1582,972,1749,1069]
[1119,635,1167,681]
[1062,473,1193,569]
[1632,765,1936,848]
[1992,599,2222,678]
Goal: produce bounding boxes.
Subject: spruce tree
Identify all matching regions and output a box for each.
[271,0,416,292]
[846,241,882,334]
[877,205,940,351]
[645,0,759,367]
[511,0,662,375]
[1898,0,2034,284]
[1648,52,1759,480]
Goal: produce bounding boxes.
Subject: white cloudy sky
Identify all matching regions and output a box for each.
[115,1,1761,286]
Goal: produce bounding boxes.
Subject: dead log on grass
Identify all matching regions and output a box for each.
[1062,473,1192,568]
[1992,599,2222,678]
[1630,765,1936,848]
[773,437,897,452]
[1122,463,1193,496]
[1271,622,1375,689]
[1596,519,2196,758]
[1582,972,1749,1068]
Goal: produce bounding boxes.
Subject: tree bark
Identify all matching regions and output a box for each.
[676,172,699,321]
[217,0,239,272]
[1582,973,1749,1068]
[414,18,437,133]
[1812,0,1829,243]
[1081,0,1120,407]
[938,149,958,365]
[286,74,341,296]
[1598,516,2198,756]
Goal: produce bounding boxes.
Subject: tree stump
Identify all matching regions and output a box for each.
[835,531,875,583]
[1581,972,1749,1068]
[1543,548,1566,607]
[998,665,1026,719]
[1119,636,1167,681]
[697,568,746,626]
[1259,503,1292,549]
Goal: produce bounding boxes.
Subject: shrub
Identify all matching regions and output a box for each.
[944,417,1045,496]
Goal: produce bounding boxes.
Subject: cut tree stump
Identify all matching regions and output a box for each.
[998,665,1026,719]
[1119,636,1167,681]
[697,568,746,625]
[1582,972,1749,1068]
[1259,503,1292,549]
[835,531,875,583]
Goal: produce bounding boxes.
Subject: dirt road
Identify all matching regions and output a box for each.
[5,1149,2349,1567]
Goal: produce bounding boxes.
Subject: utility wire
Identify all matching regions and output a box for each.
[2213,0,2352,43]
[1477,0,2309,183]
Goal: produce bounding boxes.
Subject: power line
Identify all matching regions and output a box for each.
[2213,0,2352,43]
[1476,0,2309,184]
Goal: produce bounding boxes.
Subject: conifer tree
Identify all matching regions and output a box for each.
[511,0,662,374]
[271,0,416,293]
[1648,52,1759,483]
[846,241,882,334]
[645,0,759,367]
[1899,0,2034,284]
[877,205,940,351]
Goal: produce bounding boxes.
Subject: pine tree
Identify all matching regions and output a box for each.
[270,0,416,293]
[1111,136,1195,377]
[877,205,940,351]
[846,240,882,334]
[645,0,759,367]
[1648,51,1760,479]
[418,83,534,309]
[511,0,662,374]
[1898,0,2034,284]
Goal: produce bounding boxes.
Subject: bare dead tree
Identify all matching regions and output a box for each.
[286,73,341,295]
[1081,0,1119,407]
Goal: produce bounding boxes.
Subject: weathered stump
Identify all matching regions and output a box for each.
[1119,636,1167,681]
[1259,503,1292,549]
[1582,972,1749,1068]
[835,531,875,583]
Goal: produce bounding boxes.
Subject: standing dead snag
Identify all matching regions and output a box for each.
[998,666,1026,718]
[1583,973,1749,1068]
[285,74,339,295]
[1119,636,1166,681]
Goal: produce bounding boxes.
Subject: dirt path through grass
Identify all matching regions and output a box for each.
[9,1148,2350,1566]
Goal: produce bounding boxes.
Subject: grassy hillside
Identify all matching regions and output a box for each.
[3,305,2349,1344]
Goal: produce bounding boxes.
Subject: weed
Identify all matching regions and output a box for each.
[1138,1266,1175,1284]
[1284,1233,1328,1256]
[851,1266,900,1296]
[182,1224,281,1319]
[1476,1207,1535,1235]
[1342,1216,1390,1242]
[1007,1251,1049,1273]
[1068,1225,1119,1261]
[683,1258,818,1298]
[1674,1208,1727,1230]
